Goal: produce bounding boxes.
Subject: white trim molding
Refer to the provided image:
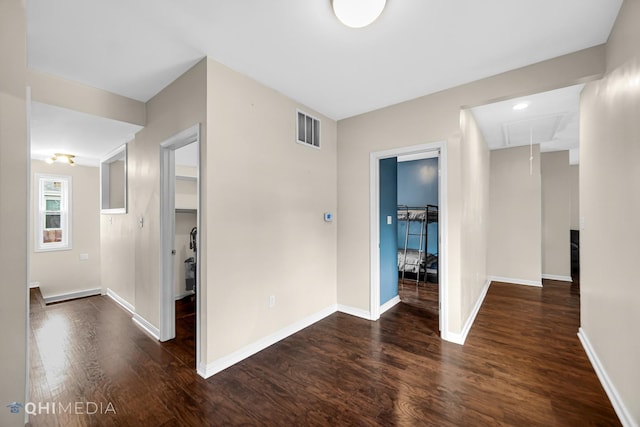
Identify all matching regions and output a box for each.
[541,274,573,282]
[199,305,338,379]
[442,279,491,345]
[489,276,542,287]
[337,304,372,320]
[42,288,101,304]
[29,281,40,289]
[159,123,201,345]
[578,328,636,427]
[106,288,135,315]
[133,314,161,341]
[379,296,401,316]
[369,141,448,338]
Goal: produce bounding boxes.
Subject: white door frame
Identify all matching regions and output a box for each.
[159,124,201,368]
[369,141,448,336]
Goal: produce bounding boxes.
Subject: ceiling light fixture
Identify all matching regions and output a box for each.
[45,153,76,166]
[332,0,386,28]
[513,102,530,111]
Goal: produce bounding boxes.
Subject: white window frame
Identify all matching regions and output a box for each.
[34,173,72,252]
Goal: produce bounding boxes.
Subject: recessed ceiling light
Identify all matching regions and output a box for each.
[332,0,386,28]
[513,102,529,111]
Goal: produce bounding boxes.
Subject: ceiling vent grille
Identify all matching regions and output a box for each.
[297,110,320,149]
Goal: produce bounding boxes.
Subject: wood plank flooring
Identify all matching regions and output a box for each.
[28,280,619,426]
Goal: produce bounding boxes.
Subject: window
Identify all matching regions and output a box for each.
[296,110,320,148]
[35,174,72,252]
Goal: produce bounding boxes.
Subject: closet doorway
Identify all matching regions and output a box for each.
[370,141,448,336]
[159,124,201,370]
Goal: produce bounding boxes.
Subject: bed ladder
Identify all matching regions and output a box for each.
[400,206,428,286]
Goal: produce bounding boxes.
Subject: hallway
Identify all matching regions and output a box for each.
[28,280,617,426]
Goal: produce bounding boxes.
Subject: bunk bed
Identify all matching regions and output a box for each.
[397,205,438,284]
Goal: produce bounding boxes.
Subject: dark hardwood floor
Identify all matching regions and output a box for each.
[28,279,619,426]
[398,278,439,310]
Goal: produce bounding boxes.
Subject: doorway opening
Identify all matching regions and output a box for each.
[370,141,448,337]
[159,124,201,370]
[396,152,440,320]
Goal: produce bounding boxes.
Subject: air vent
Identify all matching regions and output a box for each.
[297,110,320,149]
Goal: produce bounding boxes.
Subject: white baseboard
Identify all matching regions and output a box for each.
[175,290,195,300]
[43,288,102,304]
[337,304,372,320]
[541,274,573,282]
[199,304,338,379]
[489,275,542,287]
[379,295,401,315]
[578,328,635,427]
[29,281,40,289]
[132,314,160,341]
[106,288,135,315]
[443,279,491,345]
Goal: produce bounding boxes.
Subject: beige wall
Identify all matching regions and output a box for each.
[541,151,571,279]
[336,47,603,335]
[175,178,197,210]
[101,212,136,303]
[569,165,580,230]
[30,161,101,298]
[108,159,126,209]
[459,109,491,328]
[580,0,640,423]
[205,58,338,363]
[28,70,145,126]
[488,146,542,284]
[0,1,28,425]
[126,59,208,334]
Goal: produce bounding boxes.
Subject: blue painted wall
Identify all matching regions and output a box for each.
[397,158,439,254]
[379,158,398,305]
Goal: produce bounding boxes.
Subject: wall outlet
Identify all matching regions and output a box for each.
[79,253,89,261]
[269,295,276,308]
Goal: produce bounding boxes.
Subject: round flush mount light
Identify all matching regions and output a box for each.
[332,0,386,28]
[512,102,530,111]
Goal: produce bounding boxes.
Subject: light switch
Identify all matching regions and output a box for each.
[387,215,393,225]
[79,253,89,261]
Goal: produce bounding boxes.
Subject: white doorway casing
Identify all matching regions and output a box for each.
[159,124,201,367]
[369,141,448,336]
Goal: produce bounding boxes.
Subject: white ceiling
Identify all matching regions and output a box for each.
[27,0,622,166]
[471,84,584,164]
[28,0,622,121]
[30,102,142,167]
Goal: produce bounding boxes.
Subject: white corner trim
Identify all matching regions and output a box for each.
[442,279,491,345]
[578,328,635,427]
[132,314,161,341]
[337,304,372,320]
[106,288,135,315]
[379,296,401,315]
[29,281,40,289]
[42,288,102,304]
[541,274,573,282]
[199,304,338,379]
[489,276,542,287]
